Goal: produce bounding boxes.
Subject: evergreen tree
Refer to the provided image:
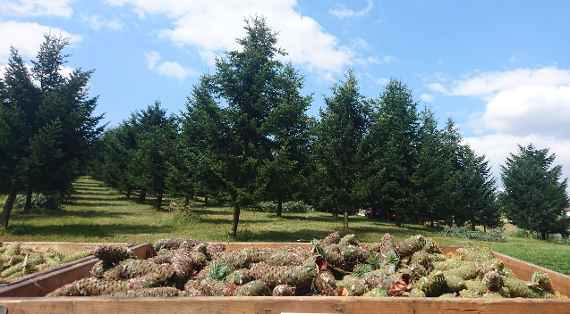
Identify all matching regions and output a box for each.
[454,146,500,229]
[1,34,102,228]
[501,144,569,239]
[211,17,306,237]
[362,80,418,224]
[134,102,178,209]
[257,65,312,217]
[316,70,369,230]
[410,109,448,226]
[0,48,39,227]
[177,76,224,206]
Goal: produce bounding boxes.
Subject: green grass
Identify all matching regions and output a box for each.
[1,177,570,274]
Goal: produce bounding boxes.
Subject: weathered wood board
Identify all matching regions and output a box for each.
[0,242,569,314]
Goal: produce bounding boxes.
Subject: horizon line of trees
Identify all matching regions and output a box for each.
[1,18,568,240]
[89,17,569,239]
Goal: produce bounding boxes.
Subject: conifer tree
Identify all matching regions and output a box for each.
[411,109,448,226]
[257,65,312,217]
[362,80,418,224]
[501,144,569,239]
[1,34,102,228]
[316,70,369,230]
[177,76,224,206]
[211,17,309,237]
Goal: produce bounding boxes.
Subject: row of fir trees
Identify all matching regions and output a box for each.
[0,35,103,228]
[91,18,502,237]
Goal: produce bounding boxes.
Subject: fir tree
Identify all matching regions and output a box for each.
[211,17,307,236]
[501,144,569,239]
[316,70,369,230]
[410,109,448,226]
[362,80,418,224]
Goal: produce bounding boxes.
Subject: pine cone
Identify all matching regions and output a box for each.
[235,280,270,296]
[93,246,132,267]
[483,270,503,292]
[272,284,296,296]
[314,270,337,296]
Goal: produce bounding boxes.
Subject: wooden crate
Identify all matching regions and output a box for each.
[0,242,569,314]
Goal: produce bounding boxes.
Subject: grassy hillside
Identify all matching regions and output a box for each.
[1,177,570,274]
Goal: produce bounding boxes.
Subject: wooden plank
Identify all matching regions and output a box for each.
[0,244,153,298]
[0,297,569,314]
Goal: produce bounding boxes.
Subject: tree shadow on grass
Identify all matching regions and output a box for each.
[69,201,127,207]
[16,209,135,220]
[8,223,171,238]
[70,196,126,202]
[196,217,274,225]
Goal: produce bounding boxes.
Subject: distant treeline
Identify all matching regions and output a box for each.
[1,18,568,239]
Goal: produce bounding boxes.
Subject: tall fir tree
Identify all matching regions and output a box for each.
[316,70,369,230]
[362,80,418,224]
[501,144,569,239]
[410,109,449,226]
[1,35,103,228]
[134,102,178,209]
[257,64,312,217]
[211,17,308,237]
[175,76,224,205]
[454,146,500,229]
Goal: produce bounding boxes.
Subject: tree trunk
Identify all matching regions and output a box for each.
[204,195,209,207]
[23,188,32,214]
[138,190,146,202]
[231,206,241,238]
[184,196,190,207]
[126,190,131,199]
[1,189,18,229]
[276,199,283,217]
[155,192,163,210]
[430,220,435,228]
[483,225,487,232]
[344,210,349,231]
[232,206,241,239]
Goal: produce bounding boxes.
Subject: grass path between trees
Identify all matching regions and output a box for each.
[1,177,569,274]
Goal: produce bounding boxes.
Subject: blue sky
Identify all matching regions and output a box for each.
[1,0,570,181]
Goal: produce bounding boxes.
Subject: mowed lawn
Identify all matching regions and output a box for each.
[1,177,570,275]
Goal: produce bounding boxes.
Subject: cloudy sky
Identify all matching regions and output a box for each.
[1,0,570,183]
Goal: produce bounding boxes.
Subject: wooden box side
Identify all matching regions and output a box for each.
[1,296,570,314]
[0,243,153,298]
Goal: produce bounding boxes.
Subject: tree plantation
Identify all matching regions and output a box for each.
[1,18,569,240]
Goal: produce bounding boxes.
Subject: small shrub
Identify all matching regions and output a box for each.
[254,200,314,213]
[440,226,506,242]
[282,200,314,213]
[14,193,62,210]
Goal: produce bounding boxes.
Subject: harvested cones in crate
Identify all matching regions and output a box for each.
[47,233,566,298]
[0,243,90,284]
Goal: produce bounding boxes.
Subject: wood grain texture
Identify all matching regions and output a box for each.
[1,297,569,314]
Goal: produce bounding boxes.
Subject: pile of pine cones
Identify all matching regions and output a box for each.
[0,243,89,284]
[47,233,563,298]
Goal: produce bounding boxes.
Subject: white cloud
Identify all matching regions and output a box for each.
[465,134,570,188]
[106,0,353,73]
[0,0,73,17]
[329,0,374,19]
[145,51,194,80]
[0,20,81,63]
[429,67,570,184]
[432,67,570,96]
[420,93,434,103]
[81,14,124,31]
